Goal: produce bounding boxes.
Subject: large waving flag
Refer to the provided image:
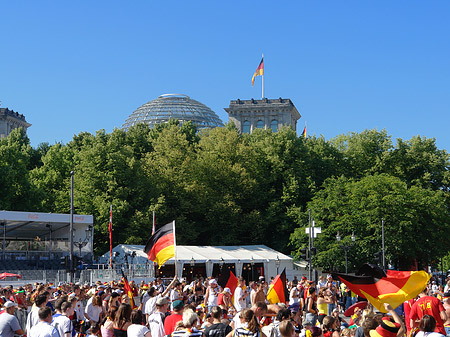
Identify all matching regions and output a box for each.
[218,269,239,296]
[121,270,136,308]
[252,57,264,86]
[144,221,175,267]
[267,268,289,304]
[333,264,430,312]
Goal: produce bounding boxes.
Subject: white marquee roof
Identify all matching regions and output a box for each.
[100,244,292,264]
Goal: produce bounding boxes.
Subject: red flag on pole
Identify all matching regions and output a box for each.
[109,205,112,268]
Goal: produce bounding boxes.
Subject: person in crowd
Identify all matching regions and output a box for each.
[305,287,318,327]
[127,310,151,337]
[189,286,205,306]
[113,303,133,337]
[52,301,74,337]
[279,320,296,337]
[228,308,263,337]
[321,316,340,337]
[265,308,291,337]
[411,288,448,335]
[232,301,267,330]
[310,327,324,337]
[171,308,203,337]
[145,276,177,318]
[0,301,24,337]
[85,294,104,326]
[29,307,59,337]
[205,279,223,313]
[234,277,248,313]
[317,289,334,324]
[148,297,170,337]
[205,306,233,337]
[415,315,446,337]
[164,300,185,336]
[101,305,118,337]
[368,317,401,337]
[218,288,235,312]
[26,293,49,333]
[289,282,299,306]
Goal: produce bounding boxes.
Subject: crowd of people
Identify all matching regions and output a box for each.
[0,273,449,337]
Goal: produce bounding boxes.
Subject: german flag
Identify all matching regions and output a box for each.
[301,123,307,138]
[144,221,175,267]
[252,57,264,86]
[333,264,430,313]
[267,268,289,304]
[121,270,136,308]
[218,269,239,296]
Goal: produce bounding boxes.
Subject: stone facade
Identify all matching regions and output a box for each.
[0,108,31,139]
[225,97,301,134]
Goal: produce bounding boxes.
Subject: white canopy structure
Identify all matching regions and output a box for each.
[99,244,304,280]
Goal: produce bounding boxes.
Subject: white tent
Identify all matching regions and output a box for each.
[98,244,303,280]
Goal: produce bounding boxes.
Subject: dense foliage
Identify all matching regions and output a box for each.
[2,123,450,271]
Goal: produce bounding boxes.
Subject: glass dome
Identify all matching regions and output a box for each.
[122,94,224,131]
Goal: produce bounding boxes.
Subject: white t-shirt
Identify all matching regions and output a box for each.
[85,301,102,323]
[26,306,41,333]
[145,294,162,315]
[234,286,246,312]
[127,323,150,337]
[52,314,73,337]
[289,287,299,304]
[147,312,165,337]
[415,332,445,337]
[29,321,60,337]
[74,300,85,321]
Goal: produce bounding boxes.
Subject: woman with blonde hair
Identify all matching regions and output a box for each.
[172,308,203,337]
[228,309,262,337]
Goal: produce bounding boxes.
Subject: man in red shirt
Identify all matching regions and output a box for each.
[410,289,448,335]
[164,300,184,336]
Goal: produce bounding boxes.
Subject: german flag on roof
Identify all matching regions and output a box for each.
[332,263,430,313]
[144,221,175,267]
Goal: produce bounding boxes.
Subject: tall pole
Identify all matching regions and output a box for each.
[262,53,264,99]
[382,218,385,270]
[308,209,312,280]
[70,171,74,283]
[344,247,348,274]
[173,220,177,279]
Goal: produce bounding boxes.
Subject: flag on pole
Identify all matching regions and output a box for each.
[332,264,430,313]
[267,268,289,304]
[121,270,136,308]
[252,57,264,86]
[302,123,307,138]
[109,205,112,268]
[144,221,175,267]
[152,211,156,235]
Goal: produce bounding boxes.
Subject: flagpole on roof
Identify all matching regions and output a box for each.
[262,53,265,99]
[173,220,177,279]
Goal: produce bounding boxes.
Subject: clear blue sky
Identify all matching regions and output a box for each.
[1,1,449,150]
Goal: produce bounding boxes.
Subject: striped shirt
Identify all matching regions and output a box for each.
[233,327,260,337]
[172,327,203,337]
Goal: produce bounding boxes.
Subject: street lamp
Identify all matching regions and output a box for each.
[73,225,93,270]
[275,255,280,275]
[190,257,195,279]
[336,231,356,273]
[250,256,255,281]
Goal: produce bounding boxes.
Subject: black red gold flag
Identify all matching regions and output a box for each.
[252,57,264,86]
[144,221,175,267]
[218,269,239,296]
[267,268,289,304]
[121,270,136,308]
[332,263,430,312]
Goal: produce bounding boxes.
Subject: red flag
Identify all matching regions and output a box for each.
[109,205,112,268]
[218,269,239,295]
[121,270,136,308]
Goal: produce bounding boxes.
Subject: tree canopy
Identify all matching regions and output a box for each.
[2,123,450,270]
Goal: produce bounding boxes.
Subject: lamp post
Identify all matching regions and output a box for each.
[276,255,280,275]
[250,256,255,281]
[336,232,356,274]
[73,225,93,272]
[69,171,74,283]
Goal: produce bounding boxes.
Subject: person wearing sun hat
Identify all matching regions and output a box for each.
[369,317,402,337]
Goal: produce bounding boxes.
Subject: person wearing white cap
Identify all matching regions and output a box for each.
[0,301,24,337]
[204,279,222,313]
[217,287,235,312]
